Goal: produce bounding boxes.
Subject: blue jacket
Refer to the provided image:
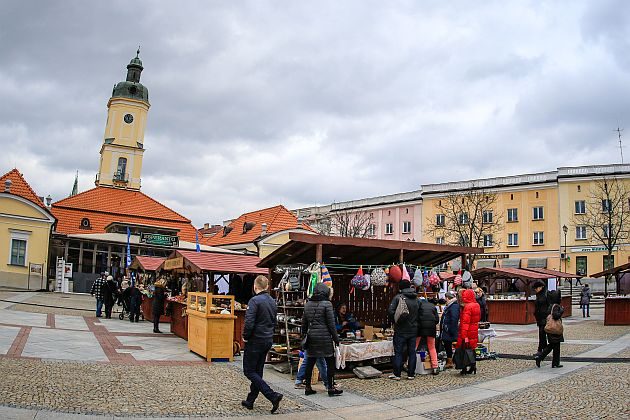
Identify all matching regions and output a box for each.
[439,300,460,342]
[243,291,277,344]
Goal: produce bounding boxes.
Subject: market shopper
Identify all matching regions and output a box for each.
[302,283,342,396]
[439,291,460,369]
[241,275,283,413]
[417,296,440,375]
[580,284,592,318]
[535,303,564,368]
[103,275,118,319]
[294,350,328,389]
[123,281,142,322]
[90,272,107,317]
[457,289,480,375]
[533,281,560,355]
[475,287,488,322]
[387,279,419,380]
[152,279,167,333]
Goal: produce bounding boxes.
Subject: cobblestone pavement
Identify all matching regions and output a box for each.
[519,319,629,341]
[491,339,596,356]
[426,362,630,419]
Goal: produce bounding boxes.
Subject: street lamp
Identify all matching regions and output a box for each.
[562,224,568,273]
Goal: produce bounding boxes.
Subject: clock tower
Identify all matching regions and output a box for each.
[96,49,150,190]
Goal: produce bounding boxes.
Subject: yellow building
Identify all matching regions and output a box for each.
[0,169,56,289]
[422,172,561,270]
[96,49,149,190]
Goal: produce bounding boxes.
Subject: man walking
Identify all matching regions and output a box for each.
[90,272,107,317]
[387,279,419,380]
[241,275,283,413]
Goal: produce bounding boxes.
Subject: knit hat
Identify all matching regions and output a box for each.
[106,275,113,281]
[399,279,411,290]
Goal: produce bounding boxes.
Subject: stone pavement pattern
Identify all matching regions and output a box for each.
[0,291,628,418]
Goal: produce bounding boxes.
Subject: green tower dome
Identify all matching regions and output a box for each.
[111,48,149,103]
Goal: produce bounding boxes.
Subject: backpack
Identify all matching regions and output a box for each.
[394,295,410,324]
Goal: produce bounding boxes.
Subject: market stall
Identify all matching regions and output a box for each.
[129,256,165,284]
[521,267,578,317]
[258,233,482,373]
[592,263,630,325]
[472,267,571,324]
[158,249,268,351]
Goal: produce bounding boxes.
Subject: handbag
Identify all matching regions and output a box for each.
[544,314,564,335]
[334,344,342,369]
[453,345,476,369]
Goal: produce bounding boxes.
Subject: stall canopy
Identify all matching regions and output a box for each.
[472,267,550,294]
[129,256,165,271]
[522,267,582,279]
[591,262,630,295]
[591,262,630,279]
[162,249,268,274]
[258,233,483,268]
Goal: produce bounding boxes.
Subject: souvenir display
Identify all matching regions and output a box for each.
[388,265,402,283]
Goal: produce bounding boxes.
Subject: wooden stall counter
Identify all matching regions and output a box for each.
[487,299,535,324]
[170,300,188,340]
[561,295,572,318]
[604,297,630,325]
[187,293,236,361]
[141,296,171,323]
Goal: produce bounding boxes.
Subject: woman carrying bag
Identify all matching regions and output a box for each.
[302,283,343,397]
[455,289,480,375]
[535,303,564,368]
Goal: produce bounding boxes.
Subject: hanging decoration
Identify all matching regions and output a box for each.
[422,269,430,289]
[402,264,411,281]
[320,264,333,288]
[388,265,402,283]
[350,266,367,294]
[307,262,321,297]
[412,267,424,288]
[454,270,463,287]
[362,273,371,291]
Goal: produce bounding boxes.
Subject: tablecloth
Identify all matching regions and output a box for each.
[478,328,497,343]
[338,340,394,369]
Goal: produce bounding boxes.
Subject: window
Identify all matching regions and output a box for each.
[367,224,376,237]
[602,199,612,213]
[576,256,587,276]
[576,226,587,240]
[483,234,493,247]
[575,200,586,214]
[604,255,615,270]
[577,185,581,192]
[405,208,409,214]
[507,208,518,222]
[402,221,412,234]
[436,214,445,226]
[536,191,539,199]
[115,157,127,181]
[533,206,544,220]
[436,237,445,245]
[10,239,27,266]
[603,223,612,238]
[458,212,469,225]
[385,223,394,235]
[482,210,493,224]
[508,233,519,247]
[533,231,544,245]
[510,193,514,200]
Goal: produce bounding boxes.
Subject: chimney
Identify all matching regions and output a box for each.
[261,223,268,236]
[203,223,210,229]
[4,179,12,192]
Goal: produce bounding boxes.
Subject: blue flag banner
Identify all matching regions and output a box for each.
[126,227,132,267]
[195,230,201,253]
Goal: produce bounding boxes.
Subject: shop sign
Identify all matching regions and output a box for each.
[569,246,618,253]
[163,257,184,270]
[140,232,179,247]
[477,254,510,259]
[29,263,43,275]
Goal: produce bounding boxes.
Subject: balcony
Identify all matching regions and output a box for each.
[113,172,129,183]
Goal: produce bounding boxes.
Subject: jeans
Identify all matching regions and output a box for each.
[582,304,590,317]
[393,334,417,377]
[296,352,328,388]
[96,299,103,317]
[537,325,548,354]
[243,341,277,403]
[539,341,561,366]
[304,355,336,390]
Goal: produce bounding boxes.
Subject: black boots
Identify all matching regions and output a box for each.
[328,388,343,397]
[304,387,316,396]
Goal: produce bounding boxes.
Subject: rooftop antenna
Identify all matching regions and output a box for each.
[615,126,624,164]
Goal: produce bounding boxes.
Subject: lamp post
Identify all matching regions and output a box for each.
[562,225,568,272]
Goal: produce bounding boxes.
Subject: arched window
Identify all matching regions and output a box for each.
[115,157,127,181]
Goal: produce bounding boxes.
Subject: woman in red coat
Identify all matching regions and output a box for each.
[457,289,481,374]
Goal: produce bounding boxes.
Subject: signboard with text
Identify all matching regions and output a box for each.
[163,257,184,270]
[140,232,179,247]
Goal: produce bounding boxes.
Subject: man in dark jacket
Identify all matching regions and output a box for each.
[439,292,460,369]
[533,281,560,354]
[90,272,107,317]
[387,279,419,380]
[241,276,283,413]
[580,284,592,318]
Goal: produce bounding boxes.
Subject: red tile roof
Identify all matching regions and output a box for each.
[206,204,314,246]
[131,256,166,271]
[168,249,267,274]
[51,186,199,242]
[0,169,46,208]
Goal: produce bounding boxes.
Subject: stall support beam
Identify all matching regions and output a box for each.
[316,243,323,264]
[399,249,404,264]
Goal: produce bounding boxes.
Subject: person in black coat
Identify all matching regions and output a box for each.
[241,276,283,413]
[533,281,561,354]
[302,283,342,397]
[439,292,460,369]
[103,275,118,319]
[417,297,440,375]
[535,303,564,368]
[152,279,167,333]
[387,279,420,380]
[475,287,488,322]
[123,281,142,322]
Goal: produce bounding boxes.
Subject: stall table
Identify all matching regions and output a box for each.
[487,295,572,325]
[337,340,394,369]
[604,297,630,325]
[187,293,236,361]
[170,300,188,339]
[141,296,171,323]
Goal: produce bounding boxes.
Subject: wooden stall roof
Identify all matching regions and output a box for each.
[591,262,630,279]
[522,267,582,279]
[472,267,550,282]
[129,256,165,271]
[163,249,267,274]
[258,233,483,268]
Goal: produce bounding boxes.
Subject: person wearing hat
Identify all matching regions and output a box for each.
[439,291,460,369]
[103,275,118,319]
[533,280,561,355]
[387,279,420,380]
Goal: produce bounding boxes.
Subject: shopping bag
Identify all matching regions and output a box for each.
[453,346,476,370]
[544,314,564,335]
[335,345,342,369]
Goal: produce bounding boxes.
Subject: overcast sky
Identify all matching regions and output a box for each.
[1,1,629,227]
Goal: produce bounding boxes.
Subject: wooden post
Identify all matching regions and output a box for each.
[316,243,323,264]
[399,249,404,264]
[461,255,466,271]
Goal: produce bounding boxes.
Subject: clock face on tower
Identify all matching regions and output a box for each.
[124,114,134,124]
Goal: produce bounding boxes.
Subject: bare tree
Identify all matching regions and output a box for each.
[425,187,504,268]
[572,176,630,296]
[329,205,375,238]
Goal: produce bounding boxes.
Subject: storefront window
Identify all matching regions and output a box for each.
[67,248,80,272]
[82,248,94,273]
